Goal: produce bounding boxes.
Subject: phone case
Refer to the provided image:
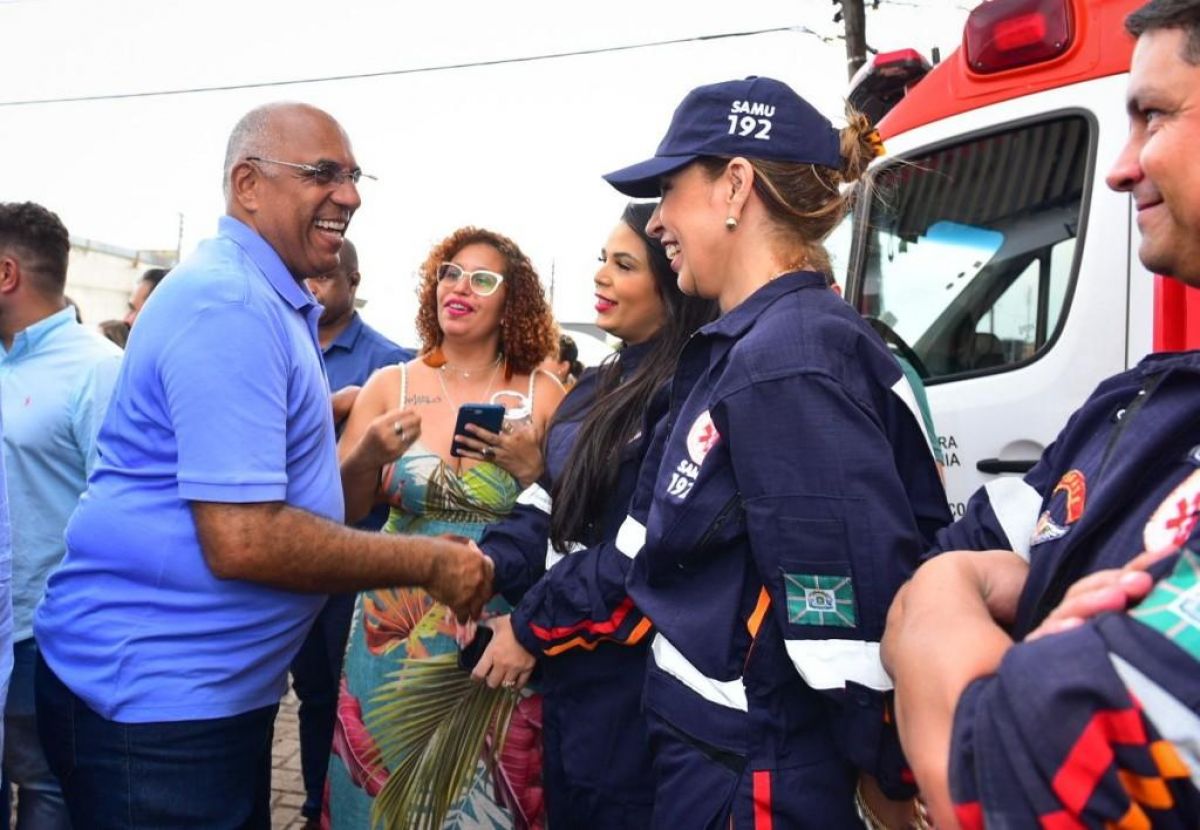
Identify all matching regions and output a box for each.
[450,404,506,457]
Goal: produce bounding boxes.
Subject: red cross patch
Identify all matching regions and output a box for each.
[686,411,721,465]
[1144,469,1200,555]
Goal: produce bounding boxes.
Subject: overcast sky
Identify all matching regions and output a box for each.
[0,0,972,347]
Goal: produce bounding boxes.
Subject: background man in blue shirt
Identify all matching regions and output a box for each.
[291,238,412,826]
[33,102,493,829]
[122,266,167,328]
[0,201,121,830]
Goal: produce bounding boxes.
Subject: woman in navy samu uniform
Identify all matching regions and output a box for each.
[601,77,951,828]
[461,203,717,827]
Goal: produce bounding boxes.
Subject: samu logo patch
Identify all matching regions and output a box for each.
[784,573,857,628]
[1031,469,1087,547]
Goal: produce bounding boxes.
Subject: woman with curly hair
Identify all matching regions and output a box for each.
[327,226,563,829]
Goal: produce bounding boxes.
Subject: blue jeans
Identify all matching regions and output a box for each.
[2,639,69,830]
[289,591,355,819]
[35,656,276,830]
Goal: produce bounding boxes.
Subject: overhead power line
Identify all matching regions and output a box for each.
[0,25,831,109]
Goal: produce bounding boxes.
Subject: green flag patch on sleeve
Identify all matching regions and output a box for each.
[1131,549,1200,662]
[784,573,857,628]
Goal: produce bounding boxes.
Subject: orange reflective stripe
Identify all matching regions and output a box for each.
[626,616,653,645]
[1149,740,1190,779]
[746,588,771,638]
[542,616,654,657]
[1116,770,1174,810]
[1106,801,1151,830]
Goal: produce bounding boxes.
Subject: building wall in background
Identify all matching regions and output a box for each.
[66,237,176,327]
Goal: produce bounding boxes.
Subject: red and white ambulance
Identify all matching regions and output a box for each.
[837,0,1200,514]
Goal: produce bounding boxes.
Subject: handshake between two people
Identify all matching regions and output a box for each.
[424,533,495,623]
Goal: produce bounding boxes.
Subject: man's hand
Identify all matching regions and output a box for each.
[470,615,537,690]
[1026,546,1174,641]
[331,385,361,426]
[425,536,494,622]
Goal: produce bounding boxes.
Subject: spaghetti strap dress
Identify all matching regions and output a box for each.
[326,363,545,829]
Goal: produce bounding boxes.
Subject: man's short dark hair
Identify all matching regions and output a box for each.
[1127,0,1200,64]
[0,201,70,293]
[142,267,169,289]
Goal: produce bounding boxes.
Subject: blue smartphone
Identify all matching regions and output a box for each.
[451,403,505,457]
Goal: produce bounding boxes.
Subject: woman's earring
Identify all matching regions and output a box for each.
[725,216,738,231]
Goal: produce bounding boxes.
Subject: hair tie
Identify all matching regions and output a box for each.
[866,128,887,158]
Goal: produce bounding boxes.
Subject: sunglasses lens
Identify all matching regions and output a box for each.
[471,272,500,295]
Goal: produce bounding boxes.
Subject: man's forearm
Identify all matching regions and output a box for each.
[883,555,1014,828]
[192,500,434,593]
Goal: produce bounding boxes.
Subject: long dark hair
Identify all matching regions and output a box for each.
[549,202,718,552]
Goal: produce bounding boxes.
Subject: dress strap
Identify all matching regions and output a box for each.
[400,361,408,408]
[527,367,538,405]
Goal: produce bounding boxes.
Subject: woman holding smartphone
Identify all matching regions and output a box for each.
[328,226,562,828]
[464,202,717,827]
[591,77,951,827]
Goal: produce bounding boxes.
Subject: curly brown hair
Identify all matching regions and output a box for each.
[414,227,558,375]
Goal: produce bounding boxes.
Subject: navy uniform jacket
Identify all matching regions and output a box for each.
[480,340,660,821]
[932,350,1200,825]
[617,272,949,819]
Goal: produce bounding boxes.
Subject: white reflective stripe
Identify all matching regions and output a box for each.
[544,540,583,572]
[651,633,748,712]
[983,477,1043,562]
[890,374,935,464]
[615,515,646,559]
[516,483,552,515]
[1110,654,1200,789]
[784,639,893,691]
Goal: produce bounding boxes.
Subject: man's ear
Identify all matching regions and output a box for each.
[229,161,262,214]
[348,269,361,291]
[0,254,23,296]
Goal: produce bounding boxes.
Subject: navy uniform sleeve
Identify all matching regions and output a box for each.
[480,480,554,604]
[505,419,669,658]
[949,550,1200,829]
[715,371,938,794]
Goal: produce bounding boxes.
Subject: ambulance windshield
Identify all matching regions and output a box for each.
[844,114,1090,382]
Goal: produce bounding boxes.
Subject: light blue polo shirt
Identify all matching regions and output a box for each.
[0,407,13,757]
[0,307,121,641]
[35,216,343,723]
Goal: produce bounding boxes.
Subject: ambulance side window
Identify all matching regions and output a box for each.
[853,115,1090,382]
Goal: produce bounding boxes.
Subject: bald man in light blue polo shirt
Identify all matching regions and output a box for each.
[32,102,493,830]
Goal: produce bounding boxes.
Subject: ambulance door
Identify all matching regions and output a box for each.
[846,79,1132,515]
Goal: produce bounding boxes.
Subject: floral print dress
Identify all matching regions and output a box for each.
[326,365,544,830]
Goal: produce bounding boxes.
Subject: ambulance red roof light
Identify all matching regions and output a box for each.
[964,0,1073,74]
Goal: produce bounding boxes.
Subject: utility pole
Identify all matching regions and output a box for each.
[837,0,869,80]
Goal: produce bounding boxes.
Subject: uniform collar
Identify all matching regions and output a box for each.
[1,305,77,360]
[700,270,827,339]
[326,312,364,354]
[618,336,656,375]
[1138,348,1200,378]
[218,216,319,313]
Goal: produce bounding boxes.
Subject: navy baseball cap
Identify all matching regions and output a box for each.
[603,76,843,198]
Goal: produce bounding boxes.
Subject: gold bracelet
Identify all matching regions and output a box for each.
[854,782,933,830]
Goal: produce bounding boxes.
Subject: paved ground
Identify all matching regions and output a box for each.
[270,689,312,830]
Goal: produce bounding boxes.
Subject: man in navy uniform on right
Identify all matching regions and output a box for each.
[884,1,1200,826]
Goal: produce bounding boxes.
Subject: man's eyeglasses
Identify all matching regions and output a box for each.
[246,156,376,186]
[436,262,506,297]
